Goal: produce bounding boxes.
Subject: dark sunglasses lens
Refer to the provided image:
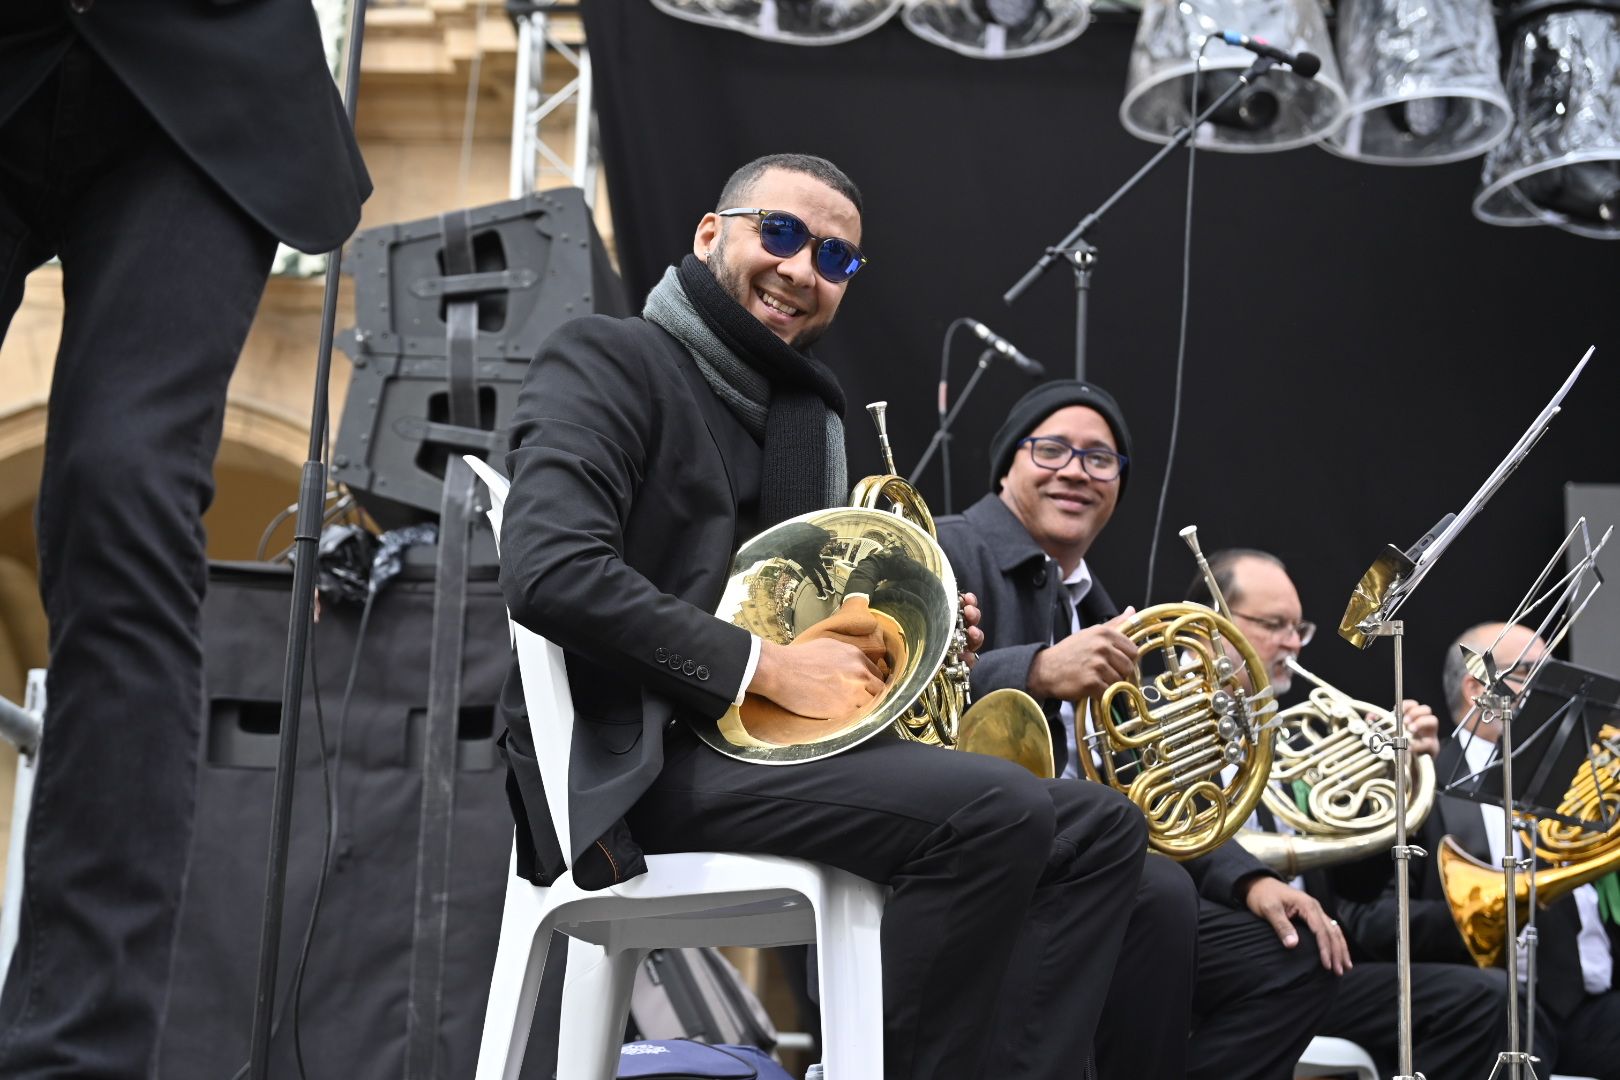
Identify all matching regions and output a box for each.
[816,239,864,282]
[758,213,809,258]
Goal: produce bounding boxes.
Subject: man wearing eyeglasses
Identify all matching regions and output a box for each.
[1336,622,1620,1080]
[937,381,1359,1079]
[498,155,1162,1080]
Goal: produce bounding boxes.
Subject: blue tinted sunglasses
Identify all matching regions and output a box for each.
[716,208,868,283]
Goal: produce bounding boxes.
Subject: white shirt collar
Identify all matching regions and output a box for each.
[1063,558,1093,605]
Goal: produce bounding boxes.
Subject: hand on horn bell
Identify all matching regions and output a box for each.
[1239,875,1352,976]
[752,637,886,719]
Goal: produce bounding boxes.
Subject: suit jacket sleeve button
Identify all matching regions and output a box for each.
[696,666,710,681]
[668,652,682,668]
[654,648,668,663]
[683,660,696,675]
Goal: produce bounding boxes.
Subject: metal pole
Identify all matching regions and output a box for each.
[1525,836,1540,1061]
[1384,622,1425,1080]
[1501,691,1524,1080]
[246,2,368,1075]
[508,11,536,198]
[1070,247,1094,381]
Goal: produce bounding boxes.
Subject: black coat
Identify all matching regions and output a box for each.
[498,314,760,887]
[1,0,370,253]
[1338,736,1620,1020]
[937,492,1276,906]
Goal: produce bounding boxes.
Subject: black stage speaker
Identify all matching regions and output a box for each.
[333,188,628,530]
[157,561,546,1079]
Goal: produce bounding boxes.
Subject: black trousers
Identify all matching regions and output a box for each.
[0,43,276,1078]
[1319,961,1511,1078]
[626,723,1187,1080]
[1187,897,1338,1080]
[1538,986,1620,1080]
[1093,854,1199,1080]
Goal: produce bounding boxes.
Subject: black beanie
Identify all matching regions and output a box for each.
[988,380,1133,495]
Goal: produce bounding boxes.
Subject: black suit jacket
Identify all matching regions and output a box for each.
[1338,736,1620,1019]
[1,0,369,253]
[937,492,1276,906]
[499,314,759,887]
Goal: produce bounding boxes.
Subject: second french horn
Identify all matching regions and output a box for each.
[1235,657,1436,877]
[1081,527,1278,860]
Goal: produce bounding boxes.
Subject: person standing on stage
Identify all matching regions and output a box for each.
[937,380,1349,1080]
[1338,622,1620,1080]
[496,153,1177,1079]
[0,3,369,1076]
[1189,551,1512,1079]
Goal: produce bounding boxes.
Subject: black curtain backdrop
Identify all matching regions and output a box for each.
[582,1,1620,721]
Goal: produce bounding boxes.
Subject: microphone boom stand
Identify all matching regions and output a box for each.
[247,3,369,1076]
[1003,56,1277,380]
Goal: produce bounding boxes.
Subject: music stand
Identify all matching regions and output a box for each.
[1445,658,1620,833]
[1443,656,1620,1070]
[1334,346,1598,1080]
[1434,514,1612,1080]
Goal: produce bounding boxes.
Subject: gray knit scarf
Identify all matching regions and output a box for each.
[643,261,847,520]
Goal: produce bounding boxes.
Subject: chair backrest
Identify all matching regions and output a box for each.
[462,455,576,868]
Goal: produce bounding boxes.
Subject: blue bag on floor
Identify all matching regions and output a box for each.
[615,1039,796,1080]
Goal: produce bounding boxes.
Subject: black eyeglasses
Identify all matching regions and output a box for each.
[716,208,868,283]
[1231,610,1317,647]
[1017,437,1128,481]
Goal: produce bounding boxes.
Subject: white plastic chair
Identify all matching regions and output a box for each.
[461,456,887,1080]
[1293,1036,1378,1080]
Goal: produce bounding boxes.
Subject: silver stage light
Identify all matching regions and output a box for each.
[685,0,905,44]
[1323,0,1512,165]
[1121,0,1348,152]
[901,0,1091,60]
[1474,6,1620,240]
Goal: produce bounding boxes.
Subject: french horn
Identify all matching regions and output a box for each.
[688,403,1055,778]
[1440,723,1620,968]
[1235,657,1436,878]
[1081,527,1277,860]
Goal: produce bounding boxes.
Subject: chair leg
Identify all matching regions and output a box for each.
[475,903,555,1080]
[556,938,646,1080]
[815,884,885,1080]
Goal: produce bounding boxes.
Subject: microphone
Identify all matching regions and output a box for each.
[1216,30,1321,79]
[966,319,1045,377]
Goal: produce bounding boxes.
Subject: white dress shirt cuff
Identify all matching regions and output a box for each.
[734,634,763,707]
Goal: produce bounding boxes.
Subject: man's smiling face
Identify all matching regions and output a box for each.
[694,167,861,350]
[998,404,1121,570]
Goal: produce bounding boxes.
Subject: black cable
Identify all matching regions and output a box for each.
[1142,42,1207,605]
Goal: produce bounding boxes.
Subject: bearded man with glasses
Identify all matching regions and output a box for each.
[938,380,1361,1079]
[497,154,1163,1080]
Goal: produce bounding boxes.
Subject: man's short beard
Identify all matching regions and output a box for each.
[708,231,825,352]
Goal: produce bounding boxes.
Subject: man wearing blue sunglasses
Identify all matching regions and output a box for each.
[498,153,1179,1079]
